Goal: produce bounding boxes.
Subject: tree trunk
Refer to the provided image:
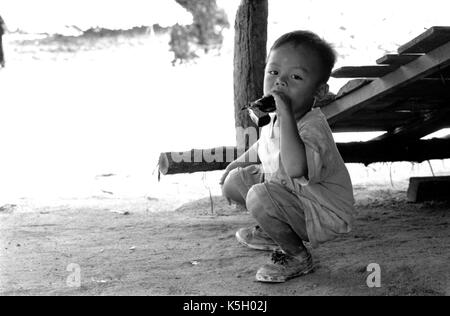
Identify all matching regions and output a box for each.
[233,0,268,150]
[158,138,450,175]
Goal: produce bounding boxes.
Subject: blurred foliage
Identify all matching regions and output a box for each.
[169,0,229,65]
[14,26,157,55]
[12,0,230,65]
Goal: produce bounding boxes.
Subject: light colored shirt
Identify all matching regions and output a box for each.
[257,108,356,247]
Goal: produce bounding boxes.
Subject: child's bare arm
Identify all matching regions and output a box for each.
[272,92,308,179]
[279,114,308,178]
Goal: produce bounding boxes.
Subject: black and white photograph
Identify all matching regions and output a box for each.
[0,0,449,299]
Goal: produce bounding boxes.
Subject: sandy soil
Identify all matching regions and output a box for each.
[1,183,448,296]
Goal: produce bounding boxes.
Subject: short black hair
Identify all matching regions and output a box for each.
[270,30,337,84]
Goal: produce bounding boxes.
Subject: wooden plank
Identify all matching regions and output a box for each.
[331,65,397,78]
[407,176,450,202]
[372,108,450,142]
[331,126,388,133]
[387,78,450,98]
[340,111,421,122]
[376,54,422,66]
[398,26,450,54]
[336,79,373,98]
[338,138,450,165]
[332,101,449,133]
[331,116,417,132]
[330,78,450,132]
[158,147,239,175]
[157,139,450,174]
[335,78,450,111]
[357,78,450,102]
[385,102,446,113]
[426,64,450,78]
[321,40,450,125]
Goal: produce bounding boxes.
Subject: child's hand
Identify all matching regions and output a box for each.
[271,90,294,118]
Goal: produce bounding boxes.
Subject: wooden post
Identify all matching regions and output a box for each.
[233,0,268,150]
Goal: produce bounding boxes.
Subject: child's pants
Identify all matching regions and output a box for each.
[222,164,309,256]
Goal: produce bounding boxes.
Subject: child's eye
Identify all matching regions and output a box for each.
[291,74,303,80]
[268,70,278,75]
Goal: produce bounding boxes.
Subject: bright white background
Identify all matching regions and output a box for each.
[0,0,449,203]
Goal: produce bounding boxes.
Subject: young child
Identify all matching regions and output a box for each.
[220,30,356,283]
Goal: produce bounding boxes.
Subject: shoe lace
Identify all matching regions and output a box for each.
[271,250,289,265]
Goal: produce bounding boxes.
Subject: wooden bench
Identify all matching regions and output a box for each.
[407,176,450,202]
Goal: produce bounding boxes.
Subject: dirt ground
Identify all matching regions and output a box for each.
[1,30,449,296]
[0,184,448,296]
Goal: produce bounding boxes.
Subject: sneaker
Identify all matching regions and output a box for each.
[235,225,279,251]
[255,249,314,283]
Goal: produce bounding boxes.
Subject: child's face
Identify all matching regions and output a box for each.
[264,44,324,118]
